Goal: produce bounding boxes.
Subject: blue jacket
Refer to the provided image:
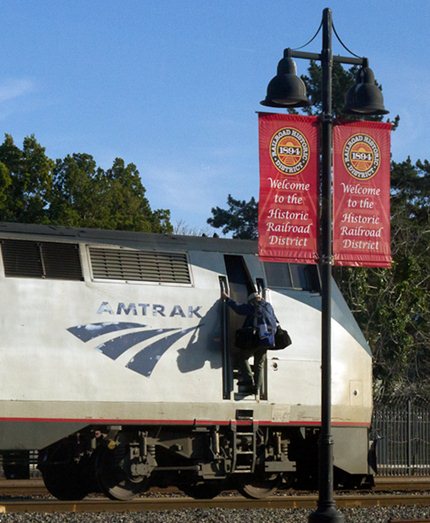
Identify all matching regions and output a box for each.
[226,298,277,347]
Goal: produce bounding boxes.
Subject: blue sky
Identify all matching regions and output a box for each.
[0,1,429,233]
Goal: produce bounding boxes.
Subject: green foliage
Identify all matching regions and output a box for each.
[207,194,258,239]
[335,158,430,399]
[301,61,357,118]
[0,134,172,234]
[0,134,54,223]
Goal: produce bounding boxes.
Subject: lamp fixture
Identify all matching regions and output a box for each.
[344,59,389,115]
[260,48,310,108]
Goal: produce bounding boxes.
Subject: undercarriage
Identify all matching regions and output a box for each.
[34,421,372,500]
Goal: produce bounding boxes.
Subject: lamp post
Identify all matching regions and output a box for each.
[261,8,387,523]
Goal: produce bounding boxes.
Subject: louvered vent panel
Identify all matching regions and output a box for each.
[89,247,191,284]
[41,242,83,280]
[1,239,83,280]
[2,240,43,277]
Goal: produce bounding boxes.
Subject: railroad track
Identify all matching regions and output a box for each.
[375,477,430,491]
[0,493,430,513]
[1,478,430,515]
[1,477,430,496]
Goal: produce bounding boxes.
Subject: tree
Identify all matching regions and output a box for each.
[48,153,101,227]
[302,61,357,118]
[100,158,172,233]
[0,134,173,234]
[0,162,12,214]
[0,134,54,223]
[334,158,430,399]
[208,195,258,239]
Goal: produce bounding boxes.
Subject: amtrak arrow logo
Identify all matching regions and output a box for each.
[68,322,201,377]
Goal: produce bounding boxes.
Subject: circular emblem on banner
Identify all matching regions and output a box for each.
[343,133,381,180]
[270,127,310,175]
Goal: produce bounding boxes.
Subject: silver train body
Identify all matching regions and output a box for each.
[0,222,373,499]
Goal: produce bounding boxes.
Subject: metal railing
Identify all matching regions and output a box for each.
[373,400,430,476]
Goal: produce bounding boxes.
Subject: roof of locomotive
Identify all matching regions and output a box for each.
[0,222,258,255]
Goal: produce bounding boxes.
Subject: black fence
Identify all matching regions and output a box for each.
[372,400,430,476]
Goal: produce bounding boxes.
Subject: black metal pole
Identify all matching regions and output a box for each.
[262,8,379,520]
[308,8,344,523]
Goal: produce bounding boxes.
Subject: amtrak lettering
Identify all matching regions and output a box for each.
[96,301,203,319]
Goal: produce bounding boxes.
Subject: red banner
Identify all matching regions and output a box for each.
[258,113,319,263]
[333,121,392,267]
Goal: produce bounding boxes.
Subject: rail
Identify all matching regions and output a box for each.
[0,493,430,513]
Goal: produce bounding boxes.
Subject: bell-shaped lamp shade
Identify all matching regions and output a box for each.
[344,63,389,115]
[261,51,310,108]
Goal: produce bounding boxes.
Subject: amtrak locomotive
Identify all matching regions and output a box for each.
[0,222,373,500]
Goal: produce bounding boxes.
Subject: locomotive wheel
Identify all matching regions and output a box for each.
[95,445,150,500]
[38,441,88,500]
[237,474,281,499]
[181,482,223,499]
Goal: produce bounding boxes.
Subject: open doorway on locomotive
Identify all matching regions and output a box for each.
[220,254,271,400]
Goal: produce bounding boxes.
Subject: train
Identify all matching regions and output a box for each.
[0,222,374,500]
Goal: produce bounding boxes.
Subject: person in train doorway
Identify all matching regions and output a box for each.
[221,290,277,396]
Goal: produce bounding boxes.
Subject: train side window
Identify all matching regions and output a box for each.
[264,261,320,292]
[1,239,83,280]
[263,262,292,288]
